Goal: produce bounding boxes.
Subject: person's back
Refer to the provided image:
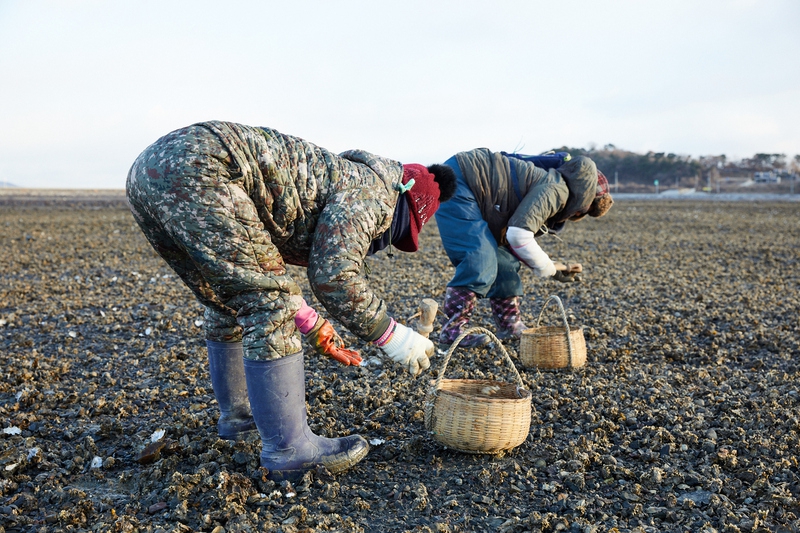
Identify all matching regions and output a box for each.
[199,121,405,263]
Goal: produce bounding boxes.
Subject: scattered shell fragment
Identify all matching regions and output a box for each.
[137,441,167,465]
[148,502,168,514]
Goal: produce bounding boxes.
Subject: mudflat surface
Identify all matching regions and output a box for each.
[1,199,799,532]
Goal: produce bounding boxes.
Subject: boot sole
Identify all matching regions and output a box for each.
[266,441,370,481]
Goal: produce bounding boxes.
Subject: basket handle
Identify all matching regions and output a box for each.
[535,295,576,369]
[432,327,526,393]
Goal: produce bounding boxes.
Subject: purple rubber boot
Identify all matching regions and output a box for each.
[244,352,369,481]
[490,296,527,340]
[438,287,490,348]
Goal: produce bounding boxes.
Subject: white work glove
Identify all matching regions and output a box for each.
[379,323,433,377]
[506,226,557,278]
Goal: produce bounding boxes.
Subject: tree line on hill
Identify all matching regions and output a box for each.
[549,144,800,186]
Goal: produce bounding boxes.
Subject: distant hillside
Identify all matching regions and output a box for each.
[553,146,703,187]
[547,146,799,188]
[0,182,18,188]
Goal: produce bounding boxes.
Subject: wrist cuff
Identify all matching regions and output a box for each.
[295,301,320,334]
[373,318,397,347]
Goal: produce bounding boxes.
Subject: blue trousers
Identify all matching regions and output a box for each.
[434,157,523,299]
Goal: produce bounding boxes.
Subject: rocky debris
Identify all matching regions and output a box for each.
[1,200,799,532]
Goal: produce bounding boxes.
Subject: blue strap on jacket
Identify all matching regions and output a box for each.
[501,150,572,200]
[502,151,572,171]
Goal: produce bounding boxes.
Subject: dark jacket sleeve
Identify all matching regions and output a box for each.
[507,170,570,233]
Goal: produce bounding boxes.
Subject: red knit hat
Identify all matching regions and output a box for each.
[393,164,443,252]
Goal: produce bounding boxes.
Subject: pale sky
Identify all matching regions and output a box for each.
[1,0,798,189]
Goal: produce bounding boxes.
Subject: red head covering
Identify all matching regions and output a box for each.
[596,170,610,197]
[393,164,442,252]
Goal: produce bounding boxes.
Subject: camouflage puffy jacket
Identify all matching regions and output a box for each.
[128,121,403,358]
[205,121,403,342]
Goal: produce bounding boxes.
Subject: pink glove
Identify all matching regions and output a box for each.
[295,300,362,366]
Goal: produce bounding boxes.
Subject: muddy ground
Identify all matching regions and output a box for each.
[1,195,799,533]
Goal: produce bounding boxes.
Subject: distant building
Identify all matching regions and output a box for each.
[754,171,781,183]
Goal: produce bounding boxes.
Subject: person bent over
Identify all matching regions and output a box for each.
[434,148,612,346]
[126,121,455,480]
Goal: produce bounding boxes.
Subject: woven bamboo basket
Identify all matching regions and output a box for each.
[424,327,531,454]
[519,295,586,370]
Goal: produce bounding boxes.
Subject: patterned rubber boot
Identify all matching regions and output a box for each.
[438,287,490,348]
[244,352,369,482]
[206,340,258,440]
[490,296,527,341]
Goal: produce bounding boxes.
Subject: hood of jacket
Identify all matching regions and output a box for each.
[552,156,598,222]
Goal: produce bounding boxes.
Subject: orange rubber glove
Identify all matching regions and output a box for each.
[295,299,362,366]
[305,318,363,366]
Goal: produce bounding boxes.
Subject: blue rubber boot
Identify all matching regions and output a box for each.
[244,352,369,481]
[206,340,257,440]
